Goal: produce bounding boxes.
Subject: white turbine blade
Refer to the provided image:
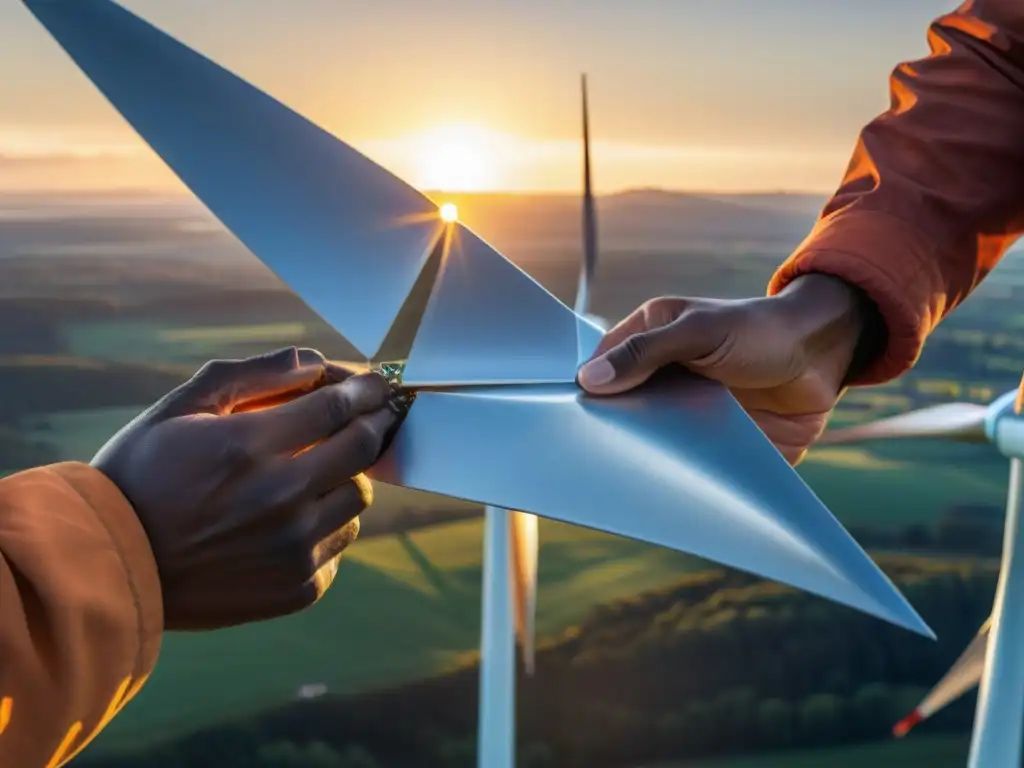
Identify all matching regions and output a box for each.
[478,506,515,768]
[24,0,443,359]
[967,455,1024,768]
[510,511,539,676]
[371,372,933,638]
[817,403,989,445]
[402,225,581,386]
[893,617,991,737]
[576,73,599,321]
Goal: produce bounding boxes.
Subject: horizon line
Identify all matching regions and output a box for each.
[0,185,832,199]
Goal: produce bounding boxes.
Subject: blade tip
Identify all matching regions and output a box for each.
[892,709,923,738]
[887,607,936,641]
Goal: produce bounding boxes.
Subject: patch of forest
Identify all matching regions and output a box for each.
[79,556,996,768]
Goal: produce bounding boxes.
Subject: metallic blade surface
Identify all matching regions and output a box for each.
[817,403,989,445]
[510,511,539,675]
[25,0,442,359]
[371,372,932,637]
[403,225,580,386]
[576,315,605,368]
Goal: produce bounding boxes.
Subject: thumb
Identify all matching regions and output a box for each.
[577,312,721,395]
[163,346,329,416]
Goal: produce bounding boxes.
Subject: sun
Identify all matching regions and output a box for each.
[416,124,501,192]
[439,202,459,223]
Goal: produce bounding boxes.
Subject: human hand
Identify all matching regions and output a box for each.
[576,274,876,465]
[91,346,398,630]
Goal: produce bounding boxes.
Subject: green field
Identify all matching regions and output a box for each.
[92,515,707,753]
[657,733,971,768]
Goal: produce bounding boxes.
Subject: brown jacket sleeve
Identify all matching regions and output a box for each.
[768,0,1024,385]
[0,463,162,767]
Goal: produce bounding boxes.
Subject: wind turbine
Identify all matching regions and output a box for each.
[817,376,1024,767]
[576,73,609,333]
[23,5,935,768]
[506,72,609,703]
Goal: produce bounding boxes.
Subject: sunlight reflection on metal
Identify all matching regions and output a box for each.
[22,0,443,360]
[403,225,581,386]
[440,202,459,223]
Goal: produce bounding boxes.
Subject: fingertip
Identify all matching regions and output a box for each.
[295,347,327,368]
[577,357,616,391]
[339,370,398,414]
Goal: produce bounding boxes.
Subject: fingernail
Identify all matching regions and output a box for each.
[578,357,615,389]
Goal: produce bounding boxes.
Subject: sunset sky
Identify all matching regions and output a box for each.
[0,0,953,194]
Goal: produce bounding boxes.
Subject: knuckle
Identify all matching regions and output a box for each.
[194,358,234,384]
[318,386,353,428]
[258,346,300,368]
[219,431,260,470]
[641,297,685,328]
[681,306,719,332]
[348,417,385,465]
[348,371,393,406]
[255,465,305,511]
[620,333,651,364]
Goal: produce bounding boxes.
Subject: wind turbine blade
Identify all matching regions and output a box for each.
[24,0,443,360]
[510,511,539,675]
[402,225,581,386]
[576,73,599,319]
[893,617,991,737]
[371,372,933,638]
[967,446,1024,767]
[574,74,610,339]
[817,403,989,445]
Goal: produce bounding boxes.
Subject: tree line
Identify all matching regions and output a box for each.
[79,555,997,768]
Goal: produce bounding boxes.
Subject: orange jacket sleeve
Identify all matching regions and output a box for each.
[0,463,163,768]
[769,0,1024,385]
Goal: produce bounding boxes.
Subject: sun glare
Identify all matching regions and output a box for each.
[417,124,501,192]
[439,202,459,223]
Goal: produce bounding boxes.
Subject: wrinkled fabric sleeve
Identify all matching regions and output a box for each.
[769,0,1024,385]
[0,463,162,767]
